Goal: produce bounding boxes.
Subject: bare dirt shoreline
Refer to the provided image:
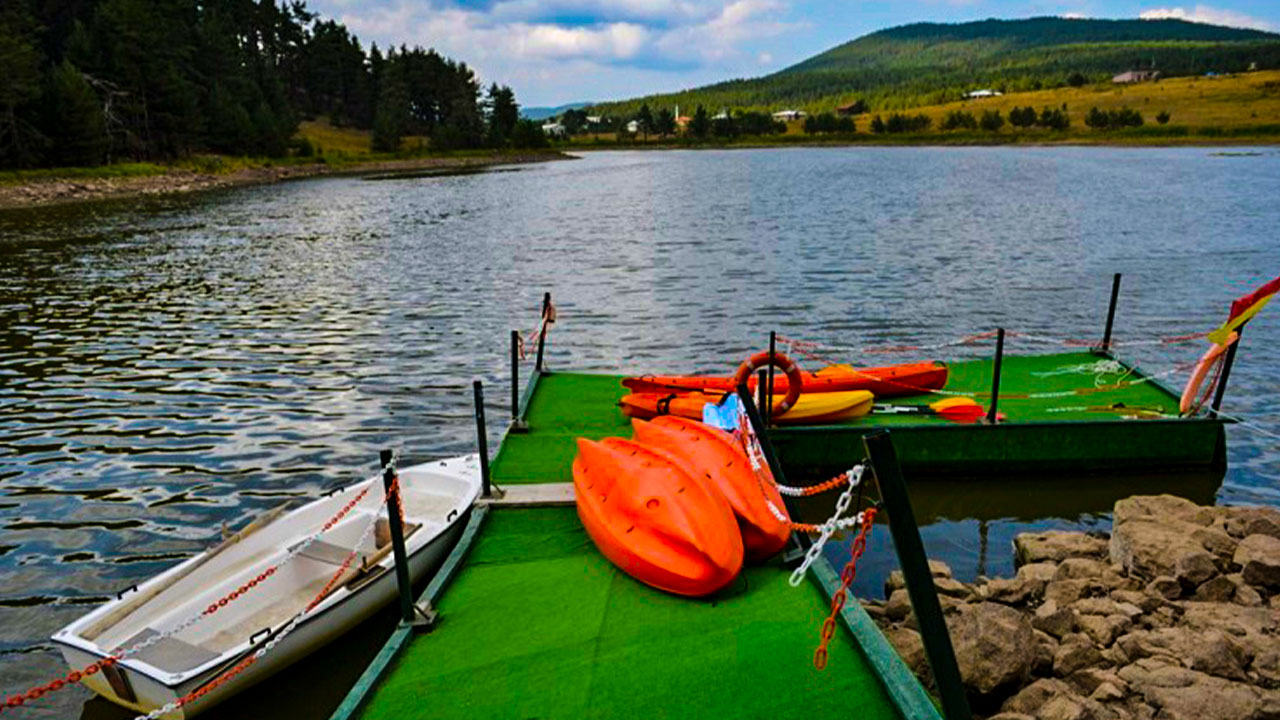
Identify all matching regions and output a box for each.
[0,152,572,211]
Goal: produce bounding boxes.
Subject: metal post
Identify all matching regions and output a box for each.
[381,450,416,626]
[735,383,789,487]
[767,331,777,427]
[986,328,1005,424]
[1100,273,1122,354]
[756,369,769,427]
[862,431,972,720]
[535,292,551,373]
[510,330,520,422]
[473,381,492,498]
[1210,324,1244,415]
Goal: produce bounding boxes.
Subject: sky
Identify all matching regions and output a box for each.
[307,0,1280,107]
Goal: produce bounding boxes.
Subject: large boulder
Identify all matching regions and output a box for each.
[1114,495,1215,527]
[1234,534,1280,589]
[1015,531,1108,565]
[1110,518,1209,581]
[949,602,1036,696]
[882,625,931,687]
[1118,659,1264,720]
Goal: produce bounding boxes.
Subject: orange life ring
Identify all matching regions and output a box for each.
[731,351,804,417]
[1180,332,1238,415]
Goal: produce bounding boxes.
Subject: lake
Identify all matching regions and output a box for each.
[1,147,1278,718]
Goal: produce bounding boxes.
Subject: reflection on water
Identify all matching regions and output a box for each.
[1,147,1277,718]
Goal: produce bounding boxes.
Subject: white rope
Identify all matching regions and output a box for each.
[789,465,865,588]
[1211,410,1280,442]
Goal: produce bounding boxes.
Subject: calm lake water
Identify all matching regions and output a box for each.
[1,147,1278,718]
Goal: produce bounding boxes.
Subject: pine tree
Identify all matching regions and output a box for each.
[0,3,46,167]
[371,71,408,152]
[45,60,108,166]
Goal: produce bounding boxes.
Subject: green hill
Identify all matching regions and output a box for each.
[591,17,1280,116]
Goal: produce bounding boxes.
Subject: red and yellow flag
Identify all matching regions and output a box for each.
[1208,275,1280,345]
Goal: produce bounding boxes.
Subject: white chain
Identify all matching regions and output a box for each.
[788,465,864,588]
[135,501,386,720]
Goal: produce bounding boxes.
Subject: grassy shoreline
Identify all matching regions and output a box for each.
[0,150,571,211]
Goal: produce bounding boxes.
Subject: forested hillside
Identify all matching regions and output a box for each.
[0,0,532,170]
[593,17,1280,116]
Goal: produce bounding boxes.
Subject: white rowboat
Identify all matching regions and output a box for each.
[51,455,482,719]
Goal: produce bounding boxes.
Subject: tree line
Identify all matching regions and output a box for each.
[0,0,540,170]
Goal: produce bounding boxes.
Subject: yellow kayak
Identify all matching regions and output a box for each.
[620,389,874,426]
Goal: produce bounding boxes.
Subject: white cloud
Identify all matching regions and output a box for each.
[1139,4,1276,31]
[330,0,805,104]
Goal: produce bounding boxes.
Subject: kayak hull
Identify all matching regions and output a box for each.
[620,390,874,426]
[623,361,947,399]
[632,417,790,561]
[573,438,743,596]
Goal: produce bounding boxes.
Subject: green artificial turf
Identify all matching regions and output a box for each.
[490,353,1192,483]
[357,507,901,720]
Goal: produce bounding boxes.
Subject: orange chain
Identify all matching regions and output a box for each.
[813,507,877,670]
[0,478,383,714]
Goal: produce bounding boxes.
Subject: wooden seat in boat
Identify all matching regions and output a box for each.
[114,628,219,673]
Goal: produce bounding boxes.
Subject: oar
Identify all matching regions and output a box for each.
[873,397,987,423]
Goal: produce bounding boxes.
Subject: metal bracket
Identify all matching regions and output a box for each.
[406,602,438,632]
[508,419,529,433]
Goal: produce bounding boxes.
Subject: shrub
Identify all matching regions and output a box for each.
[979,109,1005,131]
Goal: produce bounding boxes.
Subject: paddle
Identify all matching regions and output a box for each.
[873,397,987,423]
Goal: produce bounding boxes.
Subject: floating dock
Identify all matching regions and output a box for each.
[331,342,1230,720]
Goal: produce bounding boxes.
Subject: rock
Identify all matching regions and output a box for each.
[949,602,1036,696]
[885,560,957,595]
[933,576,972,598]
[1018,562,1060,599]
[989,715,1036,720]
[1193,576,1236,603]
[1234,534,1280,589]
[1091,681,1126,702]
[1040,693,1092,720]
[1047,578,1104,606]
[1003,678,1075,714]
[1244,516,1280,541]
[1175,551,1219,588]
[1112,589,1162,613]
[1114,495,1215,527]
[1076,613,1131,647]
[885,588,912,621]
[1056,634,1106,676]
[1034,629,1059,676]
[1125,666,1262,720]
[1253,648,1280,686]
[1101,644,1130,667]
[988,576,1034,605]
[1067,667,1128,696]
[1224,574,1262,607]
[1035,599,1077,638]
[1192,526,1239,564]
[1072,597,1122,616]
[862,600,889,621]
[1220,505,1280,539]
[883,625,931,687]
[1176,602,1278,660]
[1187,631,1247,681]
[1146,576,1182,601]
[1057,558,1111,580]
[1016,531,1108,565]
[1111,518,1209,581]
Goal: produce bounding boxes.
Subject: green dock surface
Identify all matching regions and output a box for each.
[356,508,904,720]
[491,352,1224,483]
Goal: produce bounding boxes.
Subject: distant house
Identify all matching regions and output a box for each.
[772,109,806,122]
[586,115,604,124]
[676,115,692,128]
[836,100,867,116]
[963,89,1003,99]
[1112,70,1158,84]
[711,111,730,121]
[541,122,566,137]
[625,120,641,133]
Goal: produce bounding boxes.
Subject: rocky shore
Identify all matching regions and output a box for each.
[0,152,569,211]
[863,495,1280,720]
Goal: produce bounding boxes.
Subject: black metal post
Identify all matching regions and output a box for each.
[1210,324,1244,416]
[1100,273,1122,354]
[535,292,551,373]
[735,383,789,487]
[863,431,972,720]
[986,328,1005,424]
[473,381,492,498]
[767,331,777,427]
[381,450,415,625]
[510,330,520,421]
[756,369,769,427]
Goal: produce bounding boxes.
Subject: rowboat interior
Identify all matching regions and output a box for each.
[59,458,479,682]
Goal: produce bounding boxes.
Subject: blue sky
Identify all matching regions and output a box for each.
[309,0,1280,106]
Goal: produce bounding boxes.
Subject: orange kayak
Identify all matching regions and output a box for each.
[573,437,743,596]
[632,417,790,561]
[623,361,947,399]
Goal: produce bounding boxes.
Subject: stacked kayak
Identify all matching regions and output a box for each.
[573,416,790,596]
[623,361,948,399]
[620,389,874,425]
